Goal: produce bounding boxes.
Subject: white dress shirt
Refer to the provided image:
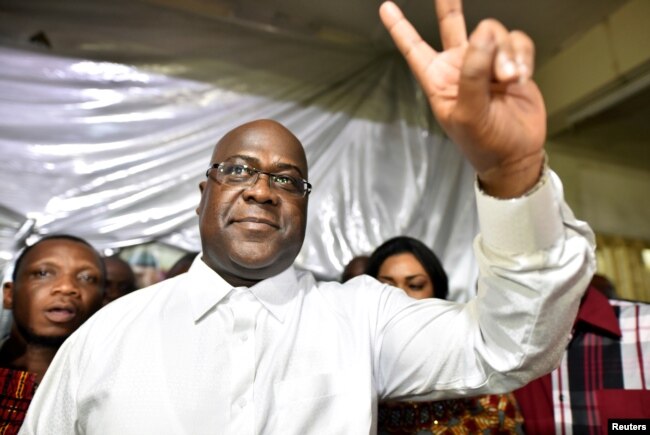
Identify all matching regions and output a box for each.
[20,170,595,435]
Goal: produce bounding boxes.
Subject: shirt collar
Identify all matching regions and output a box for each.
[575,285,621,337]
[185,254,299,323]
[247,266,299,323]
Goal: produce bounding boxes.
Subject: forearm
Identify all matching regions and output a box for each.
[378,168,595,400]
[471,167,596,389]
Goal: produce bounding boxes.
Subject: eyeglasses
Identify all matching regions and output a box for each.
[206,162,312,197]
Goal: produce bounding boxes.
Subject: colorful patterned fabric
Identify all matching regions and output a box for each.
[378,394,524,434]
[0,368,37,435]
[514,286,650,434]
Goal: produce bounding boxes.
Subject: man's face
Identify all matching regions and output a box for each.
[196,120,309,285]
[4,239,104,345]
[103,257,136,306]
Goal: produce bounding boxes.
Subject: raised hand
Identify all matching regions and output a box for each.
[380,0,546,198]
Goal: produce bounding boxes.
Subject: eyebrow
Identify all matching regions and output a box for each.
[405,274,428,280]
[379,274,427,281]
[224,154,306,178]
[25,259,101,271]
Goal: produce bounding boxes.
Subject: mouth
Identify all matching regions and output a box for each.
[231,216,279,230]
[44,304,78,323]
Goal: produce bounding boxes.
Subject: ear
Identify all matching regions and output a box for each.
[3,282,13,310]
[196,181,207,215]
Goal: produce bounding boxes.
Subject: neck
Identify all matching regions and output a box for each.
[219,270,263,288]
[0,329,61,383]
[199,256,272,288]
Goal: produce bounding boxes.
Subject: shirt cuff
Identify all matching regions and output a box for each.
[475,166,564,254]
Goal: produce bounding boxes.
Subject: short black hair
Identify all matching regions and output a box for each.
[166,251,199,279]
[11,234,106,292]
[103,255,137,292]
[366,236,449,300]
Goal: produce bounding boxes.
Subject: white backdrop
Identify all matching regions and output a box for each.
[0,0,479,300]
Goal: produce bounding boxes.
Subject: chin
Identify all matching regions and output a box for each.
[231,254,280,272]
[230,250,294,276]
[22,328,71,348]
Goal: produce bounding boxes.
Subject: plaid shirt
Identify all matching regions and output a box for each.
[514,286,650,434]
[0,368,37,435]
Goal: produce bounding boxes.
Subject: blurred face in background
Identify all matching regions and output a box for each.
[377,253,434,300]
[103,256,136,306]
[341,255,370,283]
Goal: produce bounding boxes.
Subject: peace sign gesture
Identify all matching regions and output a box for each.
[380,0,546,198]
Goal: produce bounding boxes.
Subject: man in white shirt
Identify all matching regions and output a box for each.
[20,0,596,434]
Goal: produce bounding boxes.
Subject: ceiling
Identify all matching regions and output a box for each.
[145,0,650,170]
[1,0,648,170]
[550,82,650,171]
[134,0,629,63]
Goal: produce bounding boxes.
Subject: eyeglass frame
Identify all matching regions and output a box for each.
[205,162,312,197]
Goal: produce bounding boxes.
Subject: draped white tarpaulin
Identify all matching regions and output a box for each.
[0,0,479,300]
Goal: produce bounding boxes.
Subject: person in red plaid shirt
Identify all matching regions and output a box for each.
[0,235,104,434]
[514,274,650,434]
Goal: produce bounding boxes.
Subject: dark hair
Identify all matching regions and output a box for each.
[589,273,617,299]
[12,234,106,292]
[366,236,448,300]
[166,251,199,279]
[103,255,137,292]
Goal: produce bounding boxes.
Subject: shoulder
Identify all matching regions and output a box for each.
[69,276,185,345]
[609,297,650,314]
[609,298,650,322]
[99,276,182,316]
[310,274,405,301]
[304,273,424,319]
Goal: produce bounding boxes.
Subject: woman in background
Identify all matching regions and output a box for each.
[366,236,523,435]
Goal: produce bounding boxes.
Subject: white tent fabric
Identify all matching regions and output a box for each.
[0,0,479,300]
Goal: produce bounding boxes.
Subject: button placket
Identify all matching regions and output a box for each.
[228,292,260,435]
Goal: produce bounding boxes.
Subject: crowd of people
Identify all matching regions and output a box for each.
[1,230,647,433]
[0,0,647,433]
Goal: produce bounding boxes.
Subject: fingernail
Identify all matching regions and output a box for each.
[498,54,516,78]
[517,62,529,84]
[471,27,494,49]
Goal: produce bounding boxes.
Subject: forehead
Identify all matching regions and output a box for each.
[213,120,308,177]
[21,239,100,268]
[380,253,426,273]
[104,258,131,274]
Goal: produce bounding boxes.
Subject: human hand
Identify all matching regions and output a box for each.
[380,0,546,198]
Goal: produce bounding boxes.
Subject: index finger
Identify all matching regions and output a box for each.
[435,0,467,49]
[380,2,437,58]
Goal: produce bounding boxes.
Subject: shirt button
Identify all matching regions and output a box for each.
[238,398,247,408]
[241,333,249,342]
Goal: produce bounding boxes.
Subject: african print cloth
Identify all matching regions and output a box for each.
[378,393,524,434]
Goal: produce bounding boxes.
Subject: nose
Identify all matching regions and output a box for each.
[51,273,80,296]
[241,173,279,205]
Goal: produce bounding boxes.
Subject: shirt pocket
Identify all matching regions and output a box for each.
[275,372,352,404]
[273,371,363,435]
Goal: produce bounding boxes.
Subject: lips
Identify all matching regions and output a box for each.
[231,216,279,230]
[44,303,78,324]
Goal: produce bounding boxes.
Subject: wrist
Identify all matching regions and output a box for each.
[477,150,546,198]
